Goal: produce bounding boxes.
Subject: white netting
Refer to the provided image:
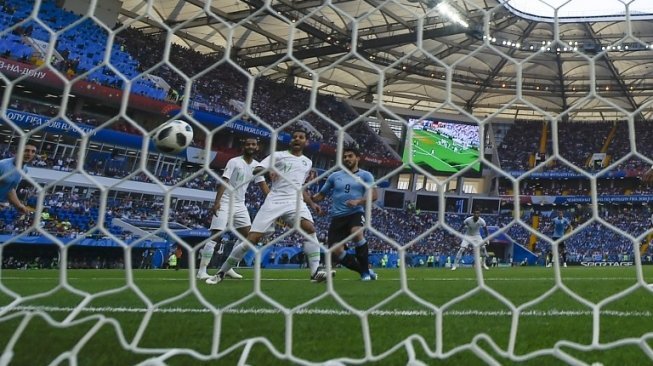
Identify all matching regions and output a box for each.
[1,0,653,365]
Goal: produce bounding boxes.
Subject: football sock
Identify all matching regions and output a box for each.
[198,240,216,273]
[334,250,362,274]
[303,233,321,275]
[354,239,369,274]
[453,247,465,266]
[218,241,247,274]
[480,245,489,265]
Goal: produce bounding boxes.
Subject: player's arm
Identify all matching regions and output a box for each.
[303,190,323,215]
[7,188,30,214]
[253,154,271,177]
[211,178,228,216]
[482,225,490,244]
[311,175,333,203]
[257,180,270,196]
[311,192,326,202]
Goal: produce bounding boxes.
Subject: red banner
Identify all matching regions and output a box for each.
[0,57,177,115]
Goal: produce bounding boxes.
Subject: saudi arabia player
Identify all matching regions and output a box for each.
[451,210,490,270]
[312,146,378,281]
[547,210,572,268]
[196,138,270,280]
[207,129,330,284]
[0,143,36,214]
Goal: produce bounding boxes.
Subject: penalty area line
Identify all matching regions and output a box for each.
[1,306,651,318]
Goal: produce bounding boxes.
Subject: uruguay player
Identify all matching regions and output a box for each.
[312,146,378,281]
[0,143,36,214]
[548,210,572,268]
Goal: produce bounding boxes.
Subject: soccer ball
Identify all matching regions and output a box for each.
[153,120,193,154]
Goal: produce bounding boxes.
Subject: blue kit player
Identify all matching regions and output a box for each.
[312,146,378,281]
[547,210,573,268]
[0,143,36,215]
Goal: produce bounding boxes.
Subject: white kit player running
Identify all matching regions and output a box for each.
[207,129,331,284]
[196,138,270,281]
[451,210,490,271]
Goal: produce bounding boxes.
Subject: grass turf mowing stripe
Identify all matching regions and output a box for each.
[2,306,651,317]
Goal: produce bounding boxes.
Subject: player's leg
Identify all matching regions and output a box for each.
[328,216,362,275]
[206,203,276,285]
[197,231,221,279]
[198,211,227,279]
[296,203,333,282]
[546,245,553,267]
[350,214,376,280]
[206,231,264,285]
[299,217,330,282]
[560,242,567,268]
[452,239,469,270]
[218,226,251,279]
[216,207,253,280]
[479,241,490,270]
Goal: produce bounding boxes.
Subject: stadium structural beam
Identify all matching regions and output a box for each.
[584,24,644,121]
[555,52,569,123]
[464,21,537,112]
[350,16,520,101]
[239,24,467,68]
[118,9,224,52]
[236,11,470,57]
[363,0,412,29]
[172,0,354,31]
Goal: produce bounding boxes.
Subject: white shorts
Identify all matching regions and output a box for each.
[250,199,314,234]
[210,205,251,231]
[460,235,484,249]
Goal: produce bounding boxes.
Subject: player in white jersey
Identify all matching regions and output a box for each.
[207,129,330,284]
[451,210,490,270]
[196,138,270,280]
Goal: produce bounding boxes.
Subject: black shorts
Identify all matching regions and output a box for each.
[553,238,566,253]
[327,212,365,247]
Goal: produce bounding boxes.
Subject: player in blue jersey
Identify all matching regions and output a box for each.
[0,143,36,214]
[547,210,573,268]
[312,146,378,281]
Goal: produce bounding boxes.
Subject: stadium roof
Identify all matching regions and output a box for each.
[117,0,653,121]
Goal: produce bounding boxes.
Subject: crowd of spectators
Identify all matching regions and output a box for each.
[499,177,653,196]
[116,27,398,160]
[496,120,543,171]
[2,180,650,266]
[498,119,653,175]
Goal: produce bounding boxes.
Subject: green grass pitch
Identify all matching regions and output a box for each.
[1,267,653,365]
[403,129,481,173]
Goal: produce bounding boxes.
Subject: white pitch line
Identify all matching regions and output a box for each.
[1,306,651,317]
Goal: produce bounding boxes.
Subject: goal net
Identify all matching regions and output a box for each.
[1,0,653,365]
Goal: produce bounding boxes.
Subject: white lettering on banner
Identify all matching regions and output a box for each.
[0,60,47,79]
[580,261,634,267]
[6,109,96,135]
[365,157,382,164]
